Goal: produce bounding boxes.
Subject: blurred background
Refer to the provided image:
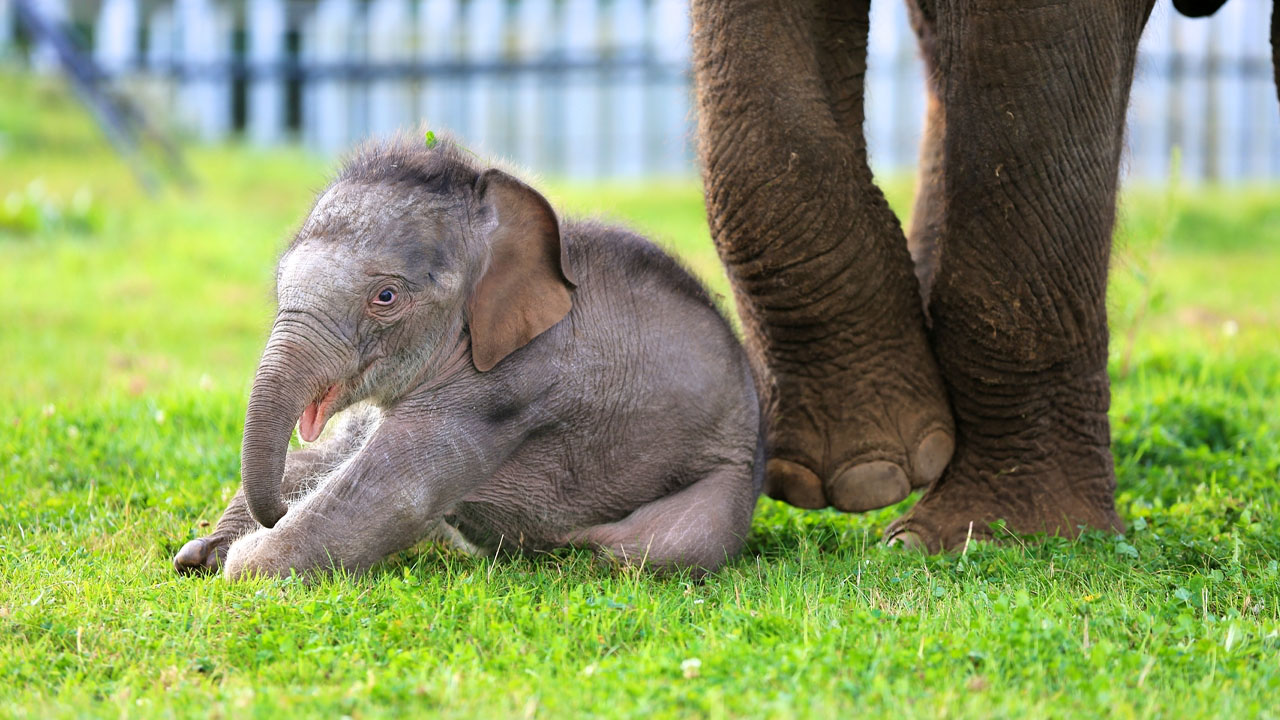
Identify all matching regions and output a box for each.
[1,0,1278,181]
[1,0,1279,405]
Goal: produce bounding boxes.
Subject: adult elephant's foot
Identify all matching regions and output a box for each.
[883,375,1123,552]
[884,455,1122,552]
[881,0,1150,553]
[762,331,955,513]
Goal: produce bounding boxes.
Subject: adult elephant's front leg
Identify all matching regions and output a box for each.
[887,0,1155,551]
[692,0,954,512]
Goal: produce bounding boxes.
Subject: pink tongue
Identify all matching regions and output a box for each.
[299,400,325,443]
[298,384,338,443]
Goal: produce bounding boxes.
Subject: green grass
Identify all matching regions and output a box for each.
[2,72,1278,719]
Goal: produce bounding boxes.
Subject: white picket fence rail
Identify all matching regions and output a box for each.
[2,0,1278,181]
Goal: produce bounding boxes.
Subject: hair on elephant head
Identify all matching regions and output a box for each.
[240,137,576,529]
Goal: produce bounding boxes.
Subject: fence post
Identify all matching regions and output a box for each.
[1163,13,1185,180]
[610,0,647,178]
[562,0,602,178]
[1129,43,1161,180]
[350,3,370,144]
[1218,0,1259,179]
[304,0,357,153]
[1183,16,1210,181]
[28,0,67,73]
[465,0,505,156]
[1239,1,1266,178]
[144,2,174,113]
[891,1,923,171]
[1202,20,1221,182]
[247,0,286,145]
[94,0,140,76]
[368,0,413,138]
[175,0,231,141]
[0,0,10,59]
[1257,8,1279,177]
[300,6,317,147]
[650,0,690,176]
[418,0,463,140]
[513,0,555,172]
[865,2,894,173]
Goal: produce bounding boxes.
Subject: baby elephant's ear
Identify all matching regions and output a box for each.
[468,168,577,372]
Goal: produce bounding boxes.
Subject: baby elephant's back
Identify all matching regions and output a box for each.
[552,221,763,509]
[451,220,763,560]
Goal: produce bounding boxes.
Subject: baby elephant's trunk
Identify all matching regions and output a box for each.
[240,331,341,528]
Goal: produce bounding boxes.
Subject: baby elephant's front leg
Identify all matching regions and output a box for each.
[174,408,379,574]
[223,413,519,579]
[173,447,341,573]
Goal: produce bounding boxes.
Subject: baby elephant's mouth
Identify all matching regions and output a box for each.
[298,384,341,443]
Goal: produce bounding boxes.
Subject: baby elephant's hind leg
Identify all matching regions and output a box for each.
[173,407,379,574]
[568,467,758,578]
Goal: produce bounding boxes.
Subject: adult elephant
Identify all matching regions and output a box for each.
[691,0,1278,552]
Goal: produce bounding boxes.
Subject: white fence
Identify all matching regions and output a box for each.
[866,0,1280,183]
[2,0,1278,181]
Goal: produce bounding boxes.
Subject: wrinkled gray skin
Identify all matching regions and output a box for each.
[173,137,762,579]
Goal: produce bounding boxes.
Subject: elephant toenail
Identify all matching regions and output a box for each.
[827,461,910,513]
[766,458,827,509]
[911,430,954,488]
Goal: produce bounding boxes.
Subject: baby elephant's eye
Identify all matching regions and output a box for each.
[373,288,397,305]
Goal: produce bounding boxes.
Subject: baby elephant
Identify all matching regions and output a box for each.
[173,136,762,579]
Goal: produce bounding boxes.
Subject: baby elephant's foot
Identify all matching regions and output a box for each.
[173,533,235,575]
[567,465,757,578]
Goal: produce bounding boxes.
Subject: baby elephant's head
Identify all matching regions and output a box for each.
[241,140,575,528]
